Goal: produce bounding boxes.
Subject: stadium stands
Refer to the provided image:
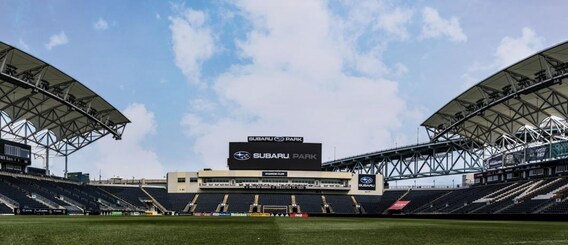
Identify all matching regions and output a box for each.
[295,194,323,213]
[2,170,568,216]
[374,190,406,214]
[355,195,382,214]
[542,200,568,213]
[226,193,254,213]
[98,186,150,209]
[0,203,12,214]
[143,187,196,213]
[326,195,356,214]
[193,193,225,213]
[0,175,48,209]
[398,189,450,214]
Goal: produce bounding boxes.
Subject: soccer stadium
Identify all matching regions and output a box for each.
[1,38,568,243]
[3,2,568,243]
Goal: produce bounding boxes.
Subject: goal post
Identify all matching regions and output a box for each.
[262,205,288,214]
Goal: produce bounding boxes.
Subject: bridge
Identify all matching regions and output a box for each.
[323,41,568,181]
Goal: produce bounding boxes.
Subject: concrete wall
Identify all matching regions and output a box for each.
[166,172,199,193]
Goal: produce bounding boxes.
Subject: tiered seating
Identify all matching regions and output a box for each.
[471,181,539,214]
[193,193,224,213]
[3,176,68,208]
[166,193,196,212]
[64,184,123,210]
[500,199,550,214]
[0,203,12,214]
[355,195,381,214]
[438,183,513,214]
[36,179,83,209]
[143,187,172,210]
[55,182,100,211]
[258,194,290,214]
[0,177,47,209]
[499,178,568,214]
[98,186,149,209]
[326,195,355,214]
[259,194,290,206]
[296,194,322,213]
[400,190,450,214]
[375,190,406,214]
[143,189,196,213]
[226,194,254,213]
[542,200,568,214]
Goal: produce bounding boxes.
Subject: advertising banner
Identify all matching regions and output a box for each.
[357,174,376,191]
[486,155,503,169]
[248,136,303,143]
[526,145,549,162]
[228,142,322,171]
[248,213,271,217]
[290,213,309,217]
[504,151,524,166]
[387,201,411,210]
[552,141,568,158]
[262,171,288,177]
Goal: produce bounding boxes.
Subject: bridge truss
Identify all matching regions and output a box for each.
[323,41,568,181]
[322,140,483,181]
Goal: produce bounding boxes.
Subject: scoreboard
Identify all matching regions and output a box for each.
[228,136,322,171]
[0,139,31,166]
[0,139,31,172]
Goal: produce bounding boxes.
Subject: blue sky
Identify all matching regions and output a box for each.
[2,0,568,184]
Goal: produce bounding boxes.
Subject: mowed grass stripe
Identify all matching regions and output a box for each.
[0,216,566,244]
[0,216,280,244]
[274,217,568,244]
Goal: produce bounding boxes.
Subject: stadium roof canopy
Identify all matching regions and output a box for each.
[0,41,130,157]
[422,41,568,147]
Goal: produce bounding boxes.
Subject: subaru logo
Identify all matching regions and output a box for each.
[274,137,285,142]
[360,176,373,184]
[233,151,251,160]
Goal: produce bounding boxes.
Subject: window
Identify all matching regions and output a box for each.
[189,177,198,182]
[235,178,258,183]
[177,177,186,183]
[506,173,513,179]
[529,169,544,176]
[320,179,343,185]
[204,178,230,183]
[262,178,287,183]
[291,179,314,184]
[487,175,499,182]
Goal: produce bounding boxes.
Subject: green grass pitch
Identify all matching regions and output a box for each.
[0,216,567,244]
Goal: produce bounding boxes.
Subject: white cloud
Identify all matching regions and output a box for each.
[421,7,467,42]
[376,8,414,40]
[189,98,216,112]
[178,1,413,169]
[45,31,69,50]
[393,63,409,77]
[169,7,215,86]
[94,18,109,31]
[18,38,30,51]
[495,27,544,68]
[462,27,544,87]
[73,103,164,179]
[156,13,161,20]
[335,1,412,77]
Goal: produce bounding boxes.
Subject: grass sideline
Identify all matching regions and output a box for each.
[0,216,567,244]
